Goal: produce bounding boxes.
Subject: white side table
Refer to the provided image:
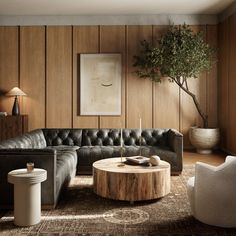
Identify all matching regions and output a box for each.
[8,168,47,226]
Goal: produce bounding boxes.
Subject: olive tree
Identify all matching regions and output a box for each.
[133,24,215,128]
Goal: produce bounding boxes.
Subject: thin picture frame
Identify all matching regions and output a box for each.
[80,53,122,116]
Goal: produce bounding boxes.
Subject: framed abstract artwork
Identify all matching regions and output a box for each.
[80,53,122,115]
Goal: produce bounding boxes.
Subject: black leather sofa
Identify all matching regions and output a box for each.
[0,128,183,209]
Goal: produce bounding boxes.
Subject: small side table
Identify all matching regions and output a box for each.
[8,168,47,226]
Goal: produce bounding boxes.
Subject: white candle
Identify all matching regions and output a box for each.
[120,128,123,147]
[139,117,142,136]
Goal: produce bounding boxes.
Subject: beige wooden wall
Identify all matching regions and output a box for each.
[0,25,218,147]
[218,13,236,154]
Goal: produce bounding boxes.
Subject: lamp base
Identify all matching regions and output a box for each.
[12,96,20,116]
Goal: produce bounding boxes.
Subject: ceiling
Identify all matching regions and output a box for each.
[0,0,234,15]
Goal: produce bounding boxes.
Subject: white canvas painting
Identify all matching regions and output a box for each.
[80,54,121,115]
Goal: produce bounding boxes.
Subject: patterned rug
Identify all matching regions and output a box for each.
[0,165,236,236]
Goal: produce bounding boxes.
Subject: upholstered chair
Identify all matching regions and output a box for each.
[187,156,236,227]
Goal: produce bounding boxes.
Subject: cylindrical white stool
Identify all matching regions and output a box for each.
[8,168,47,226]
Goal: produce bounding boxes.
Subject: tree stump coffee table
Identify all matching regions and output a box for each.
[93,157,170,202]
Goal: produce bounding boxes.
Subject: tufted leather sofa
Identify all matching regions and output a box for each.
[0,128,182,209]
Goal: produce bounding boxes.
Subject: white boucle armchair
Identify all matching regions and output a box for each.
[187,156,236,228]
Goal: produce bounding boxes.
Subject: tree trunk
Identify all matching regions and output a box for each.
[173,78,208,128]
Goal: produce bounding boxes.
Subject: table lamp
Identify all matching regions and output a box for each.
[6,87,26,115]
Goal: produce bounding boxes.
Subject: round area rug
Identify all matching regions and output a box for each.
[103,208,149,224]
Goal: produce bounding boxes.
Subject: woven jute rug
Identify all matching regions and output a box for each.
[0,165,236,235]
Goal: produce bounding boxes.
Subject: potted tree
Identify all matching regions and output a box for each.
[133,24,219,154]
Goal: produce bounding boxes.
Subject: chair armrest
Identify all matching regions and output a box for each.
[187,177,195,214]
[0,149,57,207]
[225,155,236,163]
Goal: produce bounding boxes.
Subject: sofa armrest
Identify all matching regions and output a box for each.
[167,129,183,172]
[0,149,57,208]
[167,129,183,152]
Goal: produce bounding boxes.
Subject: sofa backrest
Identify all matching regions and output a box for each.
[42,129,83,146]
[0,129,47,149]
[123,129,169,146]
[82,128,169,146]
[0,128,170,148]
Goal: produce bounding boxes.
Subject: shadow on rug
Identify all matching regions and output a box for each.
[0,165,236,236]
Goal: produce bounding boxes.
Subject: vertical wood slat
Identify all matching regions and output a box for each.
[152,26,179,130]
[73,26,99,128]
[218,20,229,150]
[206,25,218,128]
[20,26,46,130]
[127,26,153,128]
[46,26,72,128]
[180,25,207,147]
[228,13,236,152]
[99,26,126,128]
[0,27,19,114]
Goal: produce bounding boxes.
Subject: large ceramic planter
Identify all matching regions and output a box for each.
[189,127,220,154]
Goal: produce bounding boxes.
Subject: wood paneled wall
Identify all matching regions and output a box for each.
[218,13,236,154]
[0,25,218,147]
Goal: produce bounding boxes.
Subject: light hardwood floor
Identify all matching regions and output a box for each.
[183,150,226,166]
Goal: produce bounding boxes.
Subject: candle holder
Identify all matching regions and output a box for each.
[26,162,34,172]
[118,147,125,167]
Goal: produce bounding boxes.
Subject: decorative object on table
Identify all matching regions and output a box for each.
[133,24,218,154]
[149,155,161,166]
[126,156,150,165]
[26,162,34,172]
[80,53,121,115]
[8,168,47,226]
[0,112,7,116]
[6,87,26,116]
[118,128,125,167]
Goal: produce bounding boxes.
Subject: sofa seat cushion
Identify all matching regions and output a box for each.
[146,146,177,167]
[56,150,77,196]
[46,145,80,151]
[77,145,177,173]
[77,146,121,168]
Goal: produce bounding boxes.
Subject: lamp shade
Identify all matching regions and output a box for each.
[6,87,26,96]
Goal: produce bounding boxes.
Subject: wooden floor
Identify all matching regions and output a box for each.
[183,150,226,166]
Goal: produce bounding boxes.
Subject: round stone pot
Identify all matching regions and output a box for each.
[189,127,220,154]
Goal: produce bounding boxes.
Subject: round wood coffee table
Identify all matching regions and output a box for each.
[93,157,170,202]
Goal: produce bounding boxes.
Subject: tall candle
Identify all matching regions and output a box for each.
[139,117,142,136]
[120,128,123,147]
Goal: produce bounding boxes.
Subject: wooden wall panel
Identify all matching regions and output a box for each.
[127,26,153,128]
[20,26,45,130]
[46,26,72,128]
[73,26,99,128]
[0,24,219,149]
[180,26,207,147]
[153,26,179,129]
[218,20,229,149]
[0,27,18,114]
[228,13,236,152]
[206,25,218,128]
[100,26,126,128]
